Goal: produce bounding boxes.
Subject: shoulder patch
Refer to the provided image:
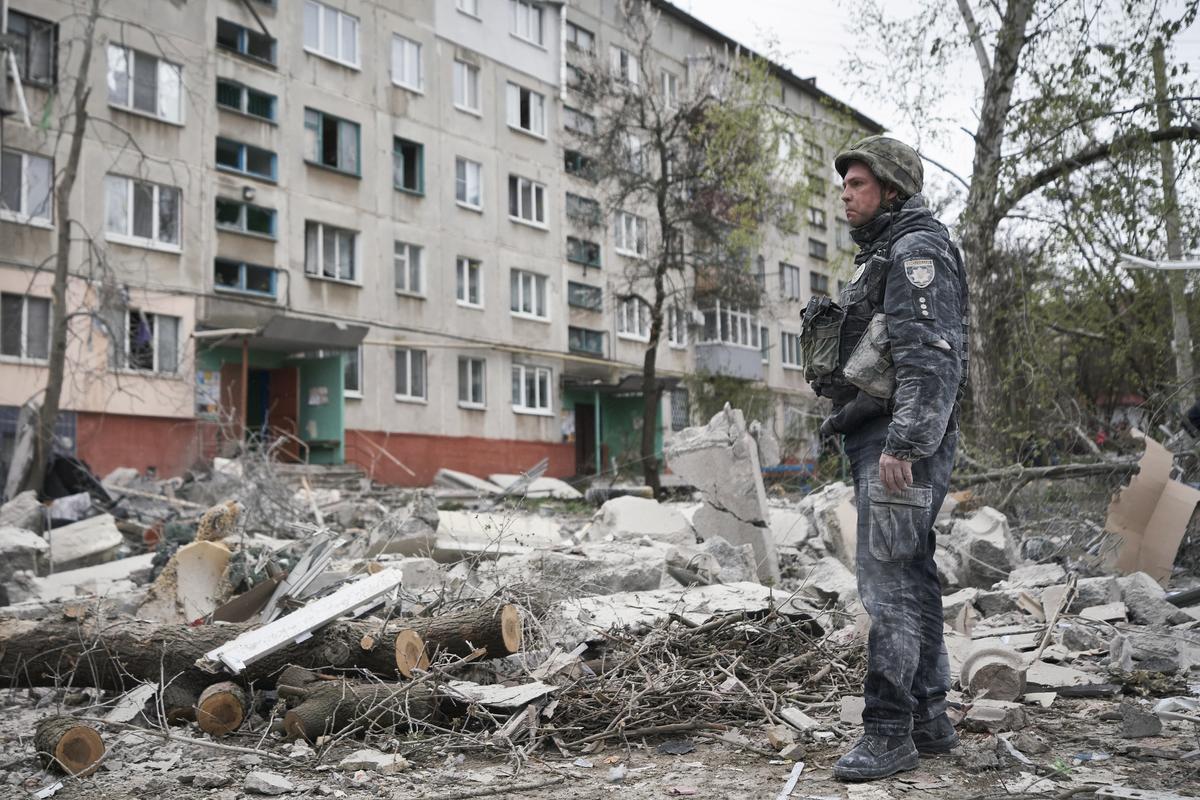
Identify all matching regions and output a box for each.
[850,263,867,284]
[904,258,935,288]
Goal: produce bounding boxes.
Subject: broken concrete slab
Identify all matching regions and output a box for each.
[0,490,45,533]
[580,496,696,547]
[998,563,1067,590]
[433,468,504,496]
[1070,576,1122,611]
[691,503,778,584]
[1081,602,1128,622]
[667,536,758,585]
[338,749,409,774]
[949,507,1020,589]
[0,526,49,579]
[244,772,293,795]
[767,506,812,549]
[1117,571,1193,626]
[488,474,583,500]
[799,556,859,608]
[1025,660,1107,690]
[478,541,669,596]
[47,514,124,572]
[435,511,563,561]
[365,491,440,557]
[839,695,865,725]
[665,406,770,524]
[1119,698,1163,739]
[33,552,156,602]
[934,547,962,590]
[810,482,858,569]
[965,699,1027,733]
[1059,621,1110,652]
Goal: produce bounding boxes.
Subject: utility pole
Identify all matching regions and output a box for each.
[1151,39,1195,408]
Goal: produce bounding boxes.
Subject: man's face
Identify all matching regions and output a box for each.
[840,162,896,227]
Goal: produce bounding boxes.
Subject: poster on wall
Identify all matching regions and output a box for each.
[196,370,221,419]
[308,386,329,406]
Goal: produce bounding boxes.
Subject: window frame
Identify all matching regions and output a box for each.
[215,77,277,122]
[215,197,277,238]
[303,108,362,176]
[510,0,545,47]
[6,10,57,87]
[213,257,278,298]
[609,44,639,86]
[810,270,831,297]
[455,157,483,210]
[781,262,802,301]
[666,305,688,348]
[215,137,277,181]
[660,69,678,107]
[390,33,423,91]
[458,356,487,409]
[508,174,548,227]
[616,296,651,342]
[807,206,827,229]
[453,60,481,114]
[0,293,51,363]
[506,82,546,138]
[568,326,604,356]
[393,137,425,195]
[0,148,53,227]
[103,174,182,252]
[511,363,552,414]
[781,330,803,369]
[809,238,829,261]
[510,269,549,322]
[105,44,183,124]
[456,256,484,309]
[567,281,602,311]
[215,18,277,66]
[394,347,428,402]
[344,346,363,399]
[393,241,425,297]
[563,105,595,135]
[565,20,594,52]
[614,211,648,257]
[303,0,360,69]
[116,309,181,375]
[457,0,482,19]
[304,221,359,284]
[566,235,601,268]
[700,301,763,350]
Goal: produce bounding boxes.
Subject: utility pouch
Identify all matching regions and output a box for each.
[800,296,844,383]
[843,313,895,399]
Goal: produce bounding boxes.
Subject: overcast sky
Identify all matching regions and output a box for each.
[677,0,1200,184]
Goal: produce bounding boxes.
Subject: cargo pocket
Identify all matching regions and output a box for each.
[867,479,933,562]
[801,312,844,383]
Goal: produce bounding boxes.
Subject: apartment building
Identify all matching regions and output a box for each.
[0,0,880,485]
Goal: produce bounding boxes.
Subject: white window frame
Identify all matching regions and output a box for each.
[390,34,423,91]
[614,211,648,257]
[0,149,52,227]
[394,347,427,402]
[508,175,547,227]
[512,363,552,414]
[394,241,425,297]
[304,221,359,283]
[453,60,481,114]
[702,301,762,350]
[781,330,803,369]
[455,157,483,210]
[624,134,645,175]
[0,293,50,363]
[609,44,638,86]
[106,44,183,124]
[303,0,360,68]
[807,206,827,228]
[660,69,678,107]
[617,296,651,342]
[565,20,594,52]
[506,82,546,137]
[103,174,182,252]
[117,310,181,375]
[510,269,549,321]
[458,356,487,409]
[456,256,484,308]
[666,305,687,348]
[457,0,481,19]
[344,346,363,399]
[510,0,544,46]
[782,262,802,301]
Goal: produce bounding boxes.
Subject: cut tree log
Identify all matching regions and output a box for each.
[34,716,105,776]
[282,680,442,743]
[160,682,197,724]
[396,602,522,661]
[392,629,431,678]
[961,647,1028,702]
[196,681,248,737]
[0,616,429,695]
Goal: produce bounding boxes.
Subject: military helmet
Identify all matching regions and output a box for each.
[834,135,923,197]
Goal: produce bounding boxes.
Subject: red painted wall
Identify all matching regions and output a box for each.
[75,412,212,479]
[345,429,574,486]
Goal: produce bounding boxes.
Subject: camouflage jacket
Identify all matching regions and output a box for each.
[837,195,969,461]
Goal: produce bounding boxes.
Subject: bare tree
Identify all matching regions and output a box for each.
[569,0,810,493]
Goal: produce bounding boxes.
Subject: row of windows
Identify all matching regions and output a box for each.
[390,348,552,414]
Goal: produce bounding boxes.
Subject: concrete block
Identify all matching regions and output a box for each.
[1058,621,1109,652]
[935,547,962,591]
[366,491,440,557]
[999,563,1066,589]
[768,506,813,548]
[1118,571,1194,626]
[480,541,669,596]
[1069,576,1122,612]
[338,749,409,773]
[0,490,44,533]
[942,588,979,620]
[964,699,1027,733]
[581,496,696,546]
[665,407,770,524]
[435,510,563,560]
[0,526,49,579]
[48,514,123,571]
[975,589,1022,618]
[950,507,1019,589]
[800,556,859,608]
[811,482,857,569]
[839,695,865,725]
[688,535,757,583]
[692,503,778,584]
[1119,698,1163,738]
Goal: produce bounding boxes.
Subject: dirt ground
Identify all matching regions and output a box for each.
[3,690,1197,800]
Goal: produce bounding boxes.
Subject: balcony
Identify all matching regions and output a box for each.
[694,342,763,381]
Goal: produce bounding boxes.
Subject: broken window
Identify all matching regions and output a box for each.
[214,258,276,297]
[506,83,545,136]
[304,1,359,66]
[0,293,50,361]
[304,221,357,282]
[508,175,546,225]
[511,363,551,413]
[304,109,360,175]
[455,158,482,209]
[121,310,179,374]
[394,241,424,296]
[453,60,480,112]
[215,137,276,180]
[458,357,486,407]
[394,348,427,401]
[568,326,604,356]
[391,34,422,90]
[104,175,181,248]
[393,138,424,194]
[760,325,771,363]
[7,9,56,86]
[0,149,52,224]
[215,197,276,237]
[106,45,182,123]
[216,78,276,121]
[510,270,548,319]
[216,18,276,65]
[456,257,483,307]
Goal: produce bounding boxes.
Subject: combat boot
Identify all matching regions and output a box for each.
[911,713,959,754]
[832,734,919,781]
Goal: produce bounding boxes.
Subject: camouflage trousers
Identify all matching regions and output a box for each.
[843,415,957,736]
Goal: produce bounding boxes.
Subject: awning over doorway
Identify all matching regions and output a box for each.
[193,315,368,354]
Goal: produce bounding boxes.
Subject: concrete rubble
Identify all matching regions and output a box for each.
[0,412,1198,799]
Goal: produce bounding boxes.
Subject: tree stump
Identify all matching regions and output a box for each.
[34,716,104,776]
[392,630,431,678]
[196,681,248,737]
[160,682,198,724]
[282,680,441,743]
[396,602,522,661]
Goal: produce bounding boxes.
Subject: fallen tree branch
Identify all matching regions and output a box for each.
[952,458,1139,489]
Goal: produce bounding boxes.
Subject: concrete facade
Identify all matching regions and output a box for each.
[0,0,879,483]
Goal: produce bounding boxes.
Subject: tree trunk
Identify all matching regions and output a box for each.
[395,602,522,664]
[641,257,669,497]
[34,716,105,777]
[0,615,427,695]
[281,680,442,742]
[22,0,100,497]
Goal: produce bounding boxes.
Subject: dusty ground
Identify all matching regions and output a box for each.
[3,691,1197,799]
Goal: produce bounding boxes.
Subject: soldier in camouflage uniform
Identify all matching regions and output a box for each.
[809,136,970,781]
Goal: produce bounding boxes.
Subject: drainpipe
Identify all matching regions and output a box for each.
[240,337,249,442]
[594,389,601,476]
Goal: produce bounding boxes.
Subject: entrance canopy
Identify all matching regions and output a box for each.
[193,315,368,353]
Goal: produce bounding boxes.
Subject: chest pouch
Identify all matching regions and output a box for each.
[842,313,895,399]
[800,296,845,383]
